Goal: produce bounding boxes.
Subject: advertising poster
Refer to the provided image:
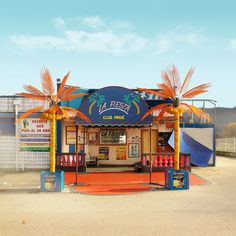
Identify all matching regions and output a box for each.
[128,143,139,158]
[66,126,76,144]
[88,132,97,145]
[20,118,50,152]
[116,147,126,160]
[99,147,109,160]
[173,172,185,188]
[66,126,87,145]
[44,174,56,191]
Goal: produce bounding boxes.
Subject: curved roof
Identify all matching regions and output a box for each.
[76,86,152,126]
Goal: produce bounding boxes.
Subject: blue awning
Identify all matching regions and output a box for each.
[76,86,152,126]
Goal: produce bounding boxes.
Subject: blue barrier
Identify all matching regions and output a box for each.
[40,170,64,192]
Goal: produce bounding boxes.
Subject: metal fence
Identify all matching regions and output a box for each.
[0,96,50,170]
[216,137,236,155]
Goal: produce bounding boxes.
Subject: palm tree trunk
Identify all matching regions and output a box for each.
[174,108,180,170]
[50,112,56,172]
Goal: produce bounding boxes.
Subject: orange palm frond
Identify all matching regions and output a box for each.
[161,70,174,90]
[17,93,48,101]
[179,67,195,95]
[180,103,209,119]
[142,103,172,120]
[50,105,61,114]
[180,103,201,117]
[181,83,210,98]
[46,105,59,116]
[172,65,181,89]
[23,85,48,99]
[192,106,210,119]
[157,105,172,120]
[158,83,175,98]
[41,67,55,95]
[170,64,181,91]
[56,71,70,98]
[137,88,170,99]
[63,106,90,122]
[76,110,90,122]
[166,64,181,91]
[16,106,44,123]
[59,86,78,101]
[62,93,88,101]
[59,107,69,120]
[40,105,63,119]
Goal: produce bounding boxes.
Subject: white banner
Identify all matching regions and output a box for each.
[20,118,50,152]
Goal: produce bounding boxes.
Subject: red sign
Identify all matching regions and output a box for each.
[166,122,174,129]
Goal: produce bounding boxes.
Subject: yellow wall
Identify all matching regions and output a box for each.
[141,129,158,154]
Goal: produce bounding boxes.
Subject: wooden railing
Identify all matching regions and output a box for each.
[56,152,190,172]
[141,153,191,169]
[56,153,86,168]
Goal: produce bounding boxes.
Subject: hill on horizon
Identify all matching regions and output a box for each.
[205,107,236,137]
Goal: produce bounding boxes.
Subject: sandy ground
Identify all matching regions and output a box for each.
[0,156,236,236]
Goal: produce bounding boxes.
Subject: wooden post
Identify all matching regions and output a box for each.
[75,125,79,185]
[83,126,86,167]
[149,125,152,184]
[50,112,56,172]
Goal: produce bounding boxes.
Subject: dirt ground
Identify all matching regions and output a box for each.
[0,156,236,236]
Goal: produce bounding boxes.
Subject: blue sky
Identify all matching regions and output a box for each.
[0,0,236,107]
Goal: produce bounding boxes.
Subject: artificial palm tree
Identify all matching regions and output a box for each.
[139,64,210,170]
[16,67,90,172]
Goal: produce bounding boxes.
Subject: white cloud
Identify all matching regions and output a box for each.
[11,30,148,55]
[153,37,173,54]
[81,16,105,29]
[112,21,133,31]
[178,32,206,46]
[53,17,66,29]
[229,39,236,49]
[11,17,210,56]
[11,35,65,49]
[153,28,207,54]
[65,30,148,55]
